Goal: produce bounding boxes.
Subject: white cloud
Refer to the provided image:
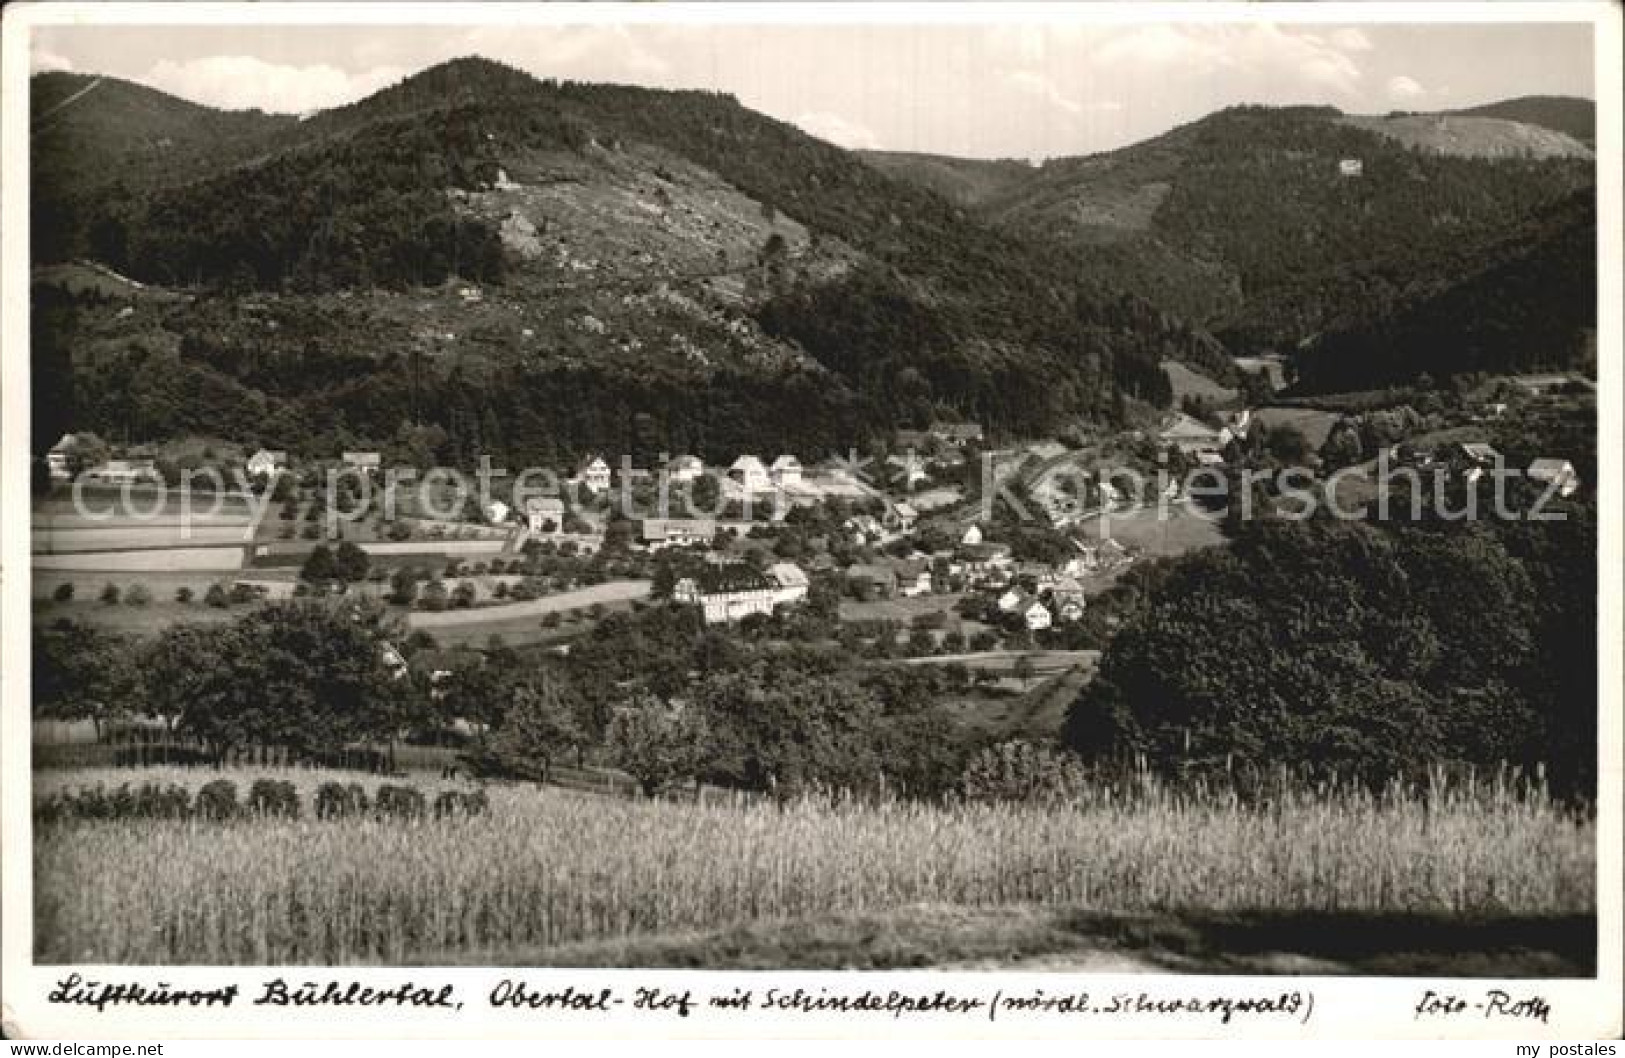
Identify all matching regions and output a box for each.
[32,48,75,74]
[141,56,406,113]
[1007,70,1083,116]
[1330,28,1374,52]
[1088,24,1365,97]
[792,111,880,150]
[455,25,675,87]
[1386,75,1426,103]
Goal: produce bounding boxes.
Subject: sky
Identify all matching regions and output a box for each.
[29,18,1598,160]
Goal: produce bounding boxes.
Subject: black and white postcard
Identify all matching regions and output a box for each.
[2,1,1620,1042]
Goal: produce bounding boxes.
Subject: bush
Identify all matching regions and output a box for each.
[375,784,427,821]
[432,789,489,820]
[52,583,75,603]
[960,740,1088,805]
[204,583,230,609]
[194,780,240,821]
[175,586,195,604]
[248,779,301,819]
[32,783,198,823]
[131,782,192,820]
[124,583,153,607]
[314,781,370,820]
[99,583,121,605]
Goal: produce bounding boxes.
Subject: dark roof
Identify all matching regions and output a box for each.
[695,563,772,594]
[847,563,898,583]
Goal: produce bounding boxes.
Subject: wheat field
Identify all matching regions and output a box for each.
[32,767,1595,965]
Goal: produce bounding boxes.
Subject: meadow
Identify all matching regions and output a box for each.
[32,765,1595,967]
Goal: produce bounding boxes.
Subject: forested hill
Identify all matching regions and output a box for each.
[855,151,1037,209]
[32,57,1227,463]
[867,103,1594,364]
[1294,189,1596,392]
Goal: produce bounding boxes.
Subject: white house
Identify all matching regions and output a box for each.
[1339,158,1364,177]
[342,451,382,472]
[380,642,409,681]
[525,496,566,534]
[846,514,886,545]
[640,518,717,550]
[769,455,803,488]
[246,449,287,477]
[997,587,1024,612]
[885,502,919,533]
[961,524,984,546]
[1019,597,1052,631]
[887,452,928,489]
[668,455,704,483]
[676,562,807,624]
[730,455,772,492]
[484,500,512,525]
[46,434,78,481]
[1528,458,1581,497]
[578,456,612,494]
[767,562,810,607]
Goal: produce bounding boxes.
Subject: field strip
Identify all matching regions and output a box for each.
[407,579,652,627]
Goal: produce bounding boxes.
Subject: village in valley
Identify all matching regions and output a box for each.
[32,364,1587,701]
[21,31,1607,981]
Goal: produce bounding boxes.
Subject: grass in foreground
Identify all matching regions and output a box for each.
[34,767,1594,965]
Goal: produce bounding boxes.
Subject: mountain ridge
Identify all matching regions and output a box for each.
[31,56,1227,462]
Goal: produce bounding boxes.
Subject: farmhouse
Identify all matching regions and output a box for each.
[959,541,1014,579]
[894,428,933,450]
[766,562,810,607]
[730,455,772,492]
[997,587,1024,612]
[931,422,985,447]
[342,451,382,472]
[1528,458,1581,497]
[639,518,717,550]
[769,455,803,488]
[1051,574,1086,608]
[1455,442,1502,466]
[961,524,984,546]
[46,434,79,480]
[525,496,567,534]
[886,501,919,533]
[247,449,288,477]
[889,558,933,598]
[846,563,899,600]
[1159,412,1224,456]
[85,458,160,485]
[1338,158,1364,177]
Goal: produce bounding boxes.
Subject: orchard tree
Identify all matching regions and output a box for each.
[607,696,708,797]
[333,541,371,583]
[32,621,144,739]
